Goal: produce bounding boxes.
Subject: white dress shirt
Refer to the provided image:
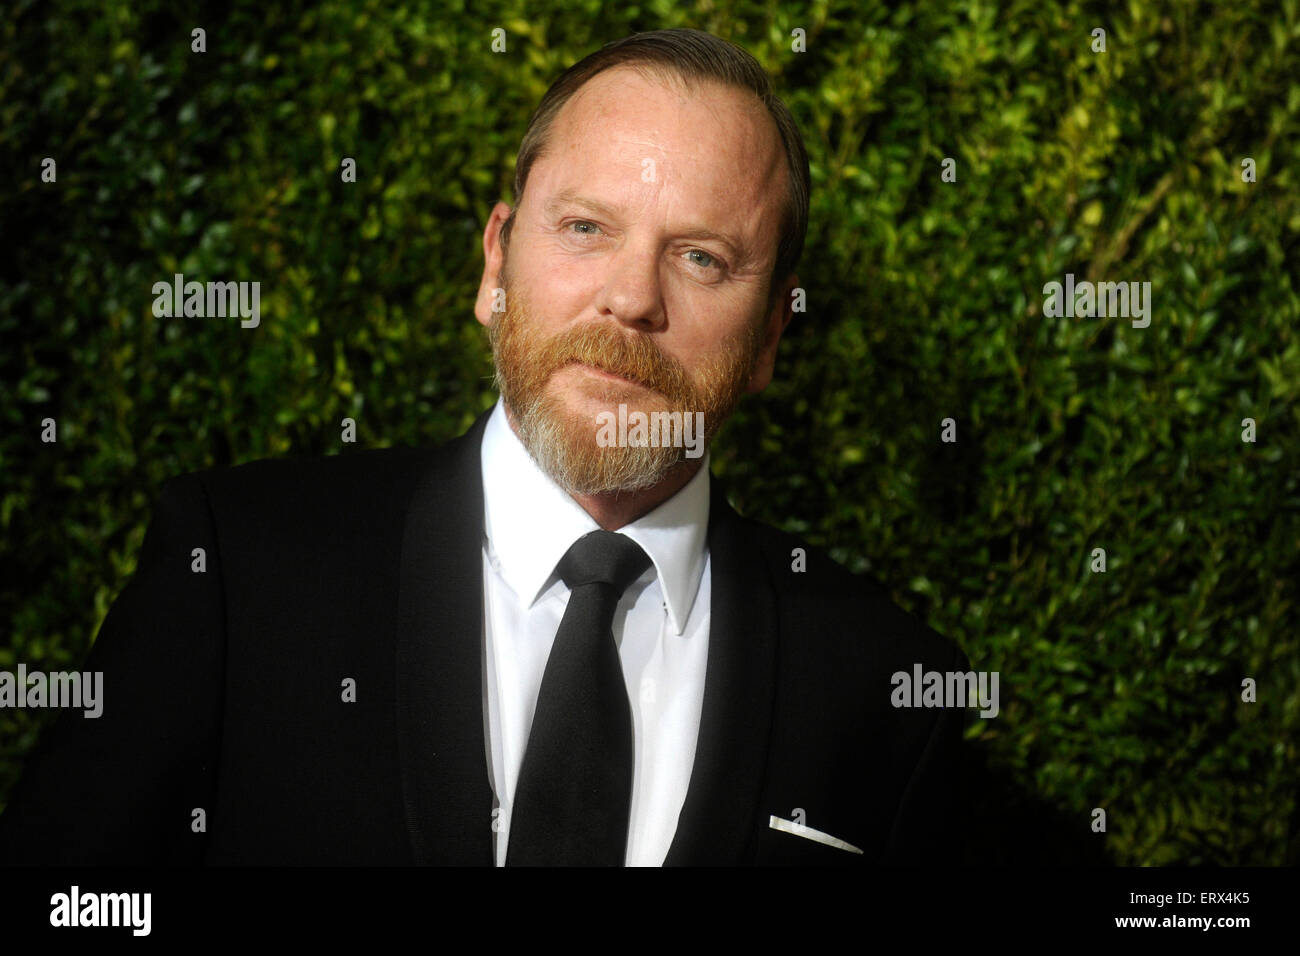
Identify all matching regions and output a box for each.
[479,398,712,866]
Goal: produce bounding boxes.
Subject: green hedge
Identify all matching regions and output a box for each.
[1,0,1297,865]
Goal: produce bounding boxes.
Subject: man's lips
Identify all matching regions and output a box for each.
[562,361,650,389]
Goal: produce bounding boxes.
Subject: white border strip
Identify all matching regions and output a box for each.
[768,815,864,855]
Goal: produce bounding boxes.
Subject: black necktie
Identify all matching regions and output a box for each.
[505,530,652,866]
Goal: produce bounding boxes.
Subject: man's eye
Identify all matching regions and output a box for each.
[568,221,601,236]
[685,249,724,271]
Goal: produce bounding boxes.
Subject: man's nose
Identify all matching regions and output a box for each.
[592,240,666,331]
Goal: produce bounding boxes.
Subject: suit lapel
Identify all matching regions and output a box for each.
[664,481,779,865]
[396,410,495,865]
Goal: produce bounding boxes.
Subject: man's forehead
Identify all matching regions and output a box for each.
[531,67,787,264]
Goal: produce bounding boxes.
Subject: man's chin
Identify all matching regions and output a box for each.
[509,390,693,496]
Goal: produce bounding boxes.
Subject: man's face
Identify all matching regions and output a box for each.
[475,66,797,495]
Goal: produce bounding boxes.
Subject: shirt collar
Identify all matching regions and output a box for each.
[480,398,709,635]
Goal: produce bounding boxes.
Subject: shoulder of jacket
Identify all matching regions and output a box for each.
[152,441,449,532]
[733,510,965,669]
[167,442,432,493]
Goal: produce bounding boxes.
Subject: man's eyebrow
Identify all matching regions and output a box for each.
[542,190,751,261]
[544,190,620,220]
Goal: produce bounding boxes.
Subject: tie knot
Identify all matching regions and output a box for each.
[556,530,652,595]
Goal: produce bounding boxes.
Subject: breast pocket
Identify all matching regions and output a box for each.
[756,814,866,866]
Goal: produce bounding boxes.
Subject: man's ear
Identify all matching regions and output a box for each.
[746,272,799,393]
[474,201,514,327]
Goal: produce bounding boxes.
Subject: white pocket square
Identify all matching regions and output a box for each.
[768,815,864,855]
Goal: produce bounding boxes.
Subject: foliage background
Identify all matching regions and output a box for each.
[1,0,1297,865]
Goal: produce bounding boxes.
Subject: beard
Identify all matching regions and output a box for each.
[487,268,764,496]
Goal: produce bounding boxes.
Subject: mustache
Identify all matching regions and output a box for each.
[535,324,691,401]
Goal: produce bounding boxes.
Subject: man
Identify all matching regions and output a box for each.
[0,28,968,866]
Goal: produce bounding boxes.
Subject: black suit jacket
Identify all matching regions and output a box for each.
[0,409,969,865]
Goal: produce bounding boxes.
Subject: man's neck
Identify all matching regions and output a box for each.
[503,403,704,531]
